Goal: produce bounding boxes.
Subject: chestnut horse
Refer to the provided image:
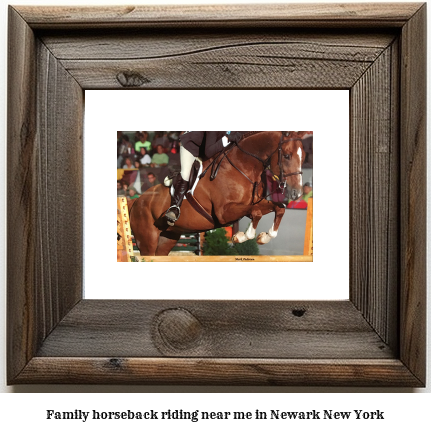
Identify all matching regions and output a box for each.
[130,131,306,256]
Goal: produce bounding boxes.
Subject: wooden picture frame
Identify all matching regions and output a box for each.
[7,3,426,386]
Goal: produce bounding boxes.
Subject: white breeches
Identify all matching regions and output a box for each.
[180,146,196,181]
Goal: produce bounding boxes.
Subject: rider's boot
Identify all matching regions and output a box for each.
[165,175,189,226]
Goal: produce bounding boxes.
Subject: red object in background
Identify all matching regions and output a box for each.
[224,226,232,239]
[287,200,308,209]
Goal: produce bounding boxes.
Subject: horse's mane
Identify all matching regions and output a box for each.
[241,131,262,141]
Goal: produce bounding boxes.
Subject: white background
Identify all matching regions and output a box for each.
[85,90,349,300]
[0,0,430,427]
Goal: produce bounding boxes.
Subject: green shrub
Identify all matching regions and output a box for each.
[203,228,236,256]
[203,227,260,256]
[233,237,260,255]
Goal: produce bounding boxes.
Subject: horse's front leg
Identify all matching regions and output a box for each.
[256,203,286,245]
[232,207,263,244]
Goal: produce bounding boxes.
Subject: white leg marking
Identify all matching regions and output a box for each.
[233,224,256,244]
[245,223,256,240]
[232,232,247,243]
[268,224,278,239]
[257,224,278,245]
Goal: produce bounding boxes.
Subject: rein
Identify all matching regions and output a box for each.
[200,132,303,204]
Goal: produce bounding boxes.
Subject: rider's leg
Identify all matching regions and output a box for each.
[165,146,195,225]
[180,145,195,181]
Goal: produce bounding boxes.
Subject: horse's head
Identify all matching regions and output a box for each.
[273,131,307,201]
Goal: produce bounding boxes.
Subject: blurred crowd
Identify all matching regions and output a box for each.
[117,131,181,170]
[117,131,182,197]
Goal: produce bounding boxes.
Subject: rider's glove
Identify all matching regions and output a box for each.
[226,131,243,144]
[222,136,230,147]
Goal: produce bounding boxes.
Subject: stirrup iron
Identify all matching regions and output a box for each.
[165,205,181,226]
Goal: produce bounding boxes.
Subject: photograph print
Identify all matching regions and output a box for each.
[117,131,313,262]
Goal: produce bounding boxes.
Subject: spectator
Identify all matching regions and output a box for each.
[139,147,151,166]
[134,132,152,153]
[287,182,312,209]
[147,172,160,187]
[117,134,135,168]
[127,186,140,199]
[152,131,170,152]
[117,181,126,196]
[151,145,169,167]
[123,157,134,169]
[117,131,125,147]
[302,182,313,203]
[141,172,161,191]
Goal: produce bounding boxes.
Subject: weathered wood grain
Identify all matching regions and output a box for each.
[41,31,394,89]
[60,58,369,89]
[16,3,423,29]
[386,38,401,352]
[41,31,395,60]
[7,6,38,382]
[7,4,427,386]
[62,55,374,90]
[350,46,397,345]
[35,40,84,335]
[15,358,422,386]
[7,6,83,383]
[36,300,393,359]
[399,3,427,385]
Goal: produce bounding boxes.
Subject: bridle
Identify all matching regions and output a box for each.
[274,131,303,192]
[236,131,303,192]
[199,131,303,204]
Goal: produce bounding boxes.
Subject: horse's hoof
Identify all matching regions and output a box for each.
[232,232,248,244]
[256,232,269,245]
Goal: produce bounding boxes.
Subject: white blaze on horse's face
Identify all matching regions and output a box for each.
[297,147,303,187]
[281,136,304,201]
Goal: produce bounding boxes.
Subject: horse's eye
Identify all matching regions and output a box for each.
[284,154,291,160]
